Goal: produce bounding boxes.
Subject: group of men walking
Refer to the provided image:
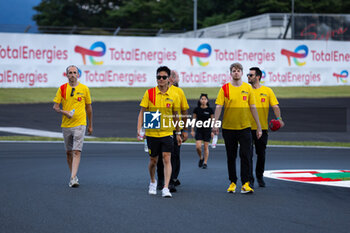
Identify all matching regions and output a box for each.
[53,63,284,197]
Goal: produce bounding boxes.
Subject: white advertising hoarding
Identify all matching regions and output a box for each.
[0,33,349,88]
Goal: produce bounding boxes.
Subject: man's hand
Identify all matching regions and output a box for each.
[61,110,73,119]
[279,119,285,128]
[256,127,262,139]
[176,134,182,146]
[212,127,219,135]
[88,126,93,135]
[191,130,195,138]
[181,131,188,142]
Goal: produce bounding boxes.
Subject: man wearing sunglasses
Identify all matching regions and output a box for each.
[156,70,189,192]
[247,67,284,187]
[137,66,182,198]
[53,65,93,188]
[212,62,262,194]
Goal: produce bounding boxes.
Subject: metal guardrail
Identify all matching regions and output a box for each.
[1,13,349,40]
[0,24,185,37]
[162,13,350,40]
[162,14,289,38]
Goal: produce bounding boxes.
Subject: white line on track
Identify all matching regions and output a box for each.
[0,127,95,138]
[0,141,349,149]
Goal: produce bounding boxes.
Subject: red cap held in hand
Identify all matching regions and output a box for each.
[269,119,281,131]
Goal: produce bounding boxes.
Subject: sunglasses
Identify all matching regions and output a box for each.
[247,74,255,77]
[157,75,168,80]
[71,88,75,97]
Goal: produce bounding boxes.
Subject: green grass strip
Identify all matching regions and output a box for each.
[1,136,349,147]
[1,86,350,104]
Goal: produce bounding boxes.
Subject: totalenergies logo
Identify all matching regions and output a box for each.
[333,70,348,83]
[281,45,308,66]
[75,41,106,65]
[260,70,266,84]
[182,43,211,66]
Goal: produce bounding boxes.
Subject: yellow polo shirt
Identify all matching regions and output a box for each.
[140,86,180,137]
[250,86,279,130]
[169,85,189,112]
[53,82,92,128]
[215,82,256,130]
[169,85,189,129]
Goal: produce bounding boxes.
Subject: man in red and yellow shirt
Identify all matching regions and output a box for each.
[213,62,262,194]
[137,66,182,198]
[53,65,93,188]
[248,67,284,187]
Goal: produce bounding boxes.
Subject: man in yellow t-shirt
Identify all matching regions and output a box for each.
[157,70,190,192]
[248,67,285,187]
[53,65,93,188]
[137,66,182,198]
[212,62,262,194]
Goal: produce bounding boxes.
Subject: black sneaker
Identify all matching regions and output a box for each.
[202,164,207,169]
[198,159,204,167]
[173,179,181,186]
[257,177,266,187]
[169,183,177,192]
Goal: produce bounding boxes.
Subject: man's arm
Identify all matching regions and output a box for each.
[249,104,262,139]
[86,104,93,135]
[53,103,72,119]
[212,105,223,135]
[137,107,145,139]
[271,105,285,128]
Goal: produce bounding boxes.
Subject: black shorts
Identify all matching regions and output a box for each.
[195,130,211,142]
[146,136,173,157]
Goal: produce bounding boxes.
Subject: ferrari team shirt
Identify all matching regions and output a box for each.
[53,82,92,128]
[249,86,279,130]
[215,82,256,130]
[140,86,180,137]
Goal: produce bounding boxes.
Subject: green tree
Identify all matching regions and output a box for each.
[33,0,124,27]
[33,0,350,32]
[106,0,193,30]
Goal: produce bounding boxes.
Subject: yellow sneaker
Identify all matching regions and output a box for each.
[241,182,254,194]
[227,182,236,193]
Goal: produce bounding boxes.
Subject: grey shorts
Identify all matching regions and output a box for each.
[62,125,86,151]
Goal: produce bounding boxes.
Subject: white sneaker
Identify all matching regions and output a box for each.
[69,176,79,188]
[148,180,157,195]
[162,188,172,198]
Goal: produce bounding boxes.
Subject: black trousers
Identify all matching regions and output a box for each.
[157,132,180,183]
[251,130,268,179]
[222,128,252,184]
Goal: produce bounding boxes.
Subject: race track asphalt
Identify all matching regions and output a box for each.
[1,98,350,142]
[1,142,350,233]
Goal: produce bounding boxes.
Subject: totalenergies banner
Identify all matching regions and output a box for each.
[0,33,349,88]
